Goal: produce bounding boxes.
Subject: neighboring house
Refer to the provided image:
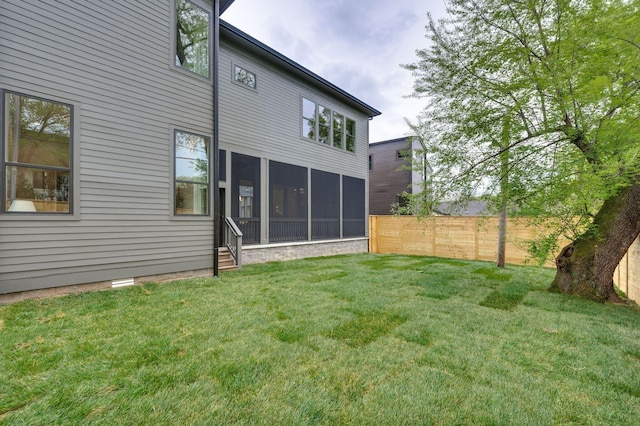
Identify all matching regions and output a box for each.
[0,0,380,296]
[434,201,490,216]
[369,137,430,215]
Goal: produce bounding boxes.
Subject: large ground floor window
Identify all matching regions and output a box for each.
[269,160,308,242]
[174,130,210,215]
[2,91,72,214]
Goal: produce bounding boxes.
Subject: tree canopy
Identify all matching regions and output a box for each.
[404,0,640,301]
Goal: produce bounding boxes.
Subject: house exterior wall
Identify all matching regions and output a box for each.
[368,138,412,215]
[219,38,371,242]
[0,1,376,296]
[0,0,216,294]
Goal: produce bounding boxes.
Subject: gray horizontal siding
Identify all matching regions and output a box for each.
[219,43,370,181]
[0,0,216,293]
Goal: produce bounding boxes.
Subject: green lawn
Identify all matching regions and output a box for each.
[1,253,640,425]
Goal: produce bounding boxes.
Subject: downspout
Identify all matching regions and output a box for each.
[213,0,220,277]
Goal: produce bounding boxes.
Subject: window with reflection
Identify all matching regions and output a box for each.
[234,65,257,89]
[301,97,355,152]
[346,118,356,152]
[302,97,316,140]
[333,112,344,148]
[175,0,210,78]
[3,92,72,213]
[175,130,209,215]
[318,105,331,145]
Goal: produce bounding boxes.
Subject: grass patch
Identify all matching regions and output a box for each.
[2,254,640,424]
[323,311,407,347]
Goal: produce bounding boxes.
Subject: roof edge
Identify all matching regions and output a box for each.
[219,20,381,118]
[220,0,235,14]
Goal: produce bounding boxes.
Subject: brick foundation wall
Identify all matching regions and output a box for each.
[242,238,369,264]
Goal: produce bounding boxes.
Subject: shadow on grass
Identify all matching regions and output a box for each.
[323,311,408,348]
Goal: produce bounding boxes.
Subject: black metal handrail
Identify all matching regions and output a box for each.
[225,217,243,268]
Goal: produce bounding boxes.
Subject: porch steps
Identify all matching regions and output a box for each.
[218,247,238,271]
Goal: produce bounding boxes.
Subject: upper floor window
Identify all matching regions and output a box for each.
[318,105,331,145]
[2,92,72,213]
[175,0,210,78]
[332,112,344,149]
[234,65,257,89]
[301,97,356,152]
[346,118,356,153]
[175,130,210,215]
[302,98,316,140]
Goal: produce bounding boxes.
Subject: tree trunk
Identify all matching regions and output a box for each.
[550,182,640,303]
[496,135,509,268]
[497,203,507,268]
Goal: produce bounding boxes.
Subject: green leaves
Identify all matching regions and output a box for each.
[404,0,640,261]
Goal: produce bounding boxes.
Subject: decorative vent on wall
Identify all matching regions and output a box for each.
[112,278,135,288]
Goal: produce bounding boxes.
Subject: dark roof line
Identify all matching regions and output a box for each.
[220,0,235,14]
[370,136,412,146]
[219,20,382,118]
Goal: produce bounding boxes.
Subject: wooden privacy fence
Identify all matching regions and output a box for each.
[369,215,555,266]
[369,215,640,303]
[615,238,640,304]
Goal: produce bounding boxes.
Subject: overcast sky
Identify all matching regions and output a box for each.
[222,0,448,143]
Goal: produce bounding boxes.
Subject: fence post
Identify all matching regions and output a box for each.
[369,216,377,253]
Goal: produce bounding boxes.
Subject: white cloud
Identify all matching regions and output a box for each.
[223,0,447,142]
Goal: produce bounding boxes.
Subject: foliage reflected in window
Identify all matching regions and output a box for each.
[176,0,210,78]
[318,105,331,145]
[175,130,209,215]
[346,118,356,152]
[333,112,344,149]
[234,65,257,89]
[301,97,354,152]
[3,92,72,213]
[302,98,316,140]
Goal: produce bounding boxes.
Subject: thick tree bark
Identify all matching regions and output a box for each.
[550,182,640,303]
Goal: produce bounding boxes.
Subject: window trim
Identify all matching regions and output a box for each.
[345,118,356,153]
[301,96,356,153]
[173,128,212,217]
[1,89,75,216]
[301,97,316,141]
[171,0,213,81]
[232,63,258,91]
